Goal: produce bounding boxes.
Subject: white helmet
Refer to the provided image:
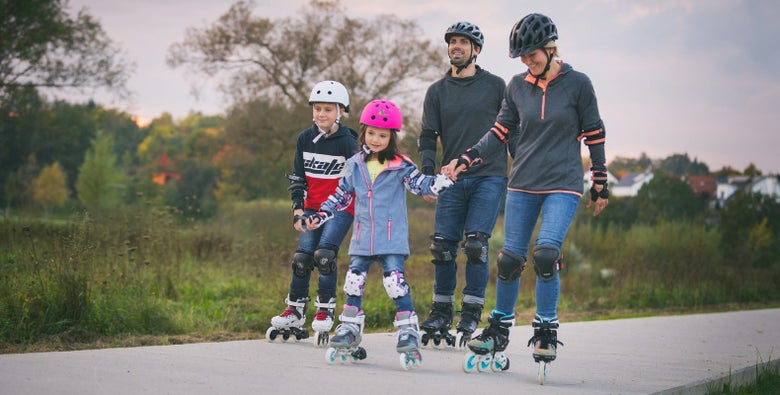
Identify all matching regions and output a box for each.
[308,80,350,113]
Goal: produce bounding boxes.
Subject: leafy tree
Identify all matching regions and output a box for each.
[0,0,132,105]
[658,153,710,176]
[32,161,68,218]
[719,190,780,266]
[633,170,704,224]
[712,165,741,178]
[743,163,763,177]
[2,172,16,217]
[76,131,124,210]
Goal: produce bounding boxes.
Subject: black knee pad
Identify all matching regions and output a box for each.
[532,244,561,282]
[314,248,337,275]
[497,248,526,283]
[429,234,457,264]
[291,252,314,277]
[462,232,489,264]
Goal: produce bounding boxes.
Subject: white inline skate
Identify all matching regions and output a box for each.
[325,305,367,364]
[266,296,309,342]
[395,310,423,370]
[463,312,513,373]
[311,296,336,347]
[527,315,563,385]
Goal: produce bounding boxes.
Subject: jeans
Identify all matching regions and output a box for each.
[493,191,579,320]
[432,176,506,303]
[289,209,352,301]
[345,254,414,312]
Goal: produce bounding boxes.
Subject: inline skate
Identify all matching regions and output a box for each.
[455,302,483,350]
[527,315,563,385]
[266,296,309,342]
[311,295,336,347]
[419,301,455,348]
[395,310,423,370]
[462,312,514,373]
[325,305,367,364]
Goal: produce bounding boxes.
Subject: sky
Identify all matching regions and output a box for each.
[63,0,780,174]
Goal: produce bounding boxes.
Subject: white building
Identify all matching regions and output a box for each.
[610,171,654,197]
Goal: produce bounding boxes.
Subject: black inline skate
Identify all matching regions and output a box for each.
[420,301,456,347]
[527,315,563,385]
[455,302,483,349]
[463,312,514,373]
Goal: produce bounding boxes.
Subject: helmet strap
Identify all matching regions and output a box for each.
[531,50,554,88]
[312,118,340,143]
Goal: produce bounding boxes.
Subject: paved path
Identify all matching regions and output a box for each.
[1,308,778,395]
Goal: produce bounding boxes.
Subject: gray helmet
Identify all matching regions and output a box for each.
[445,21,484,48]
[509,13,558,58]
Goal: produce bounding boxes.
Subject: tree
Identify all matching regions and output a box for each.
[633,170,704,224]
[76,130,124,210]
[32,161,68,218]
[719,190,780,266]
[0,0,133,106]
[167,0,443,129]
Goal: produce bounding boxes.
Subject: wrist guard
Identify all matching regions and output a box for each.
[590,185,609,202]
[456,148,482,171]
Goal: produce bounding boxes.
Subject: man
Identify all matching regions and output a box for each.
[418,21,508,348]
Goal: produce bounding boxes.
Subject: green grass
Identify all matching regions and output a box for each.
[1,200,779,353]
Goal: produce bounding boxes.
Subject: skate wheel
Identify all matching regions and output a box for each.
[432,337,441,347]
[477,354,492,372]
[316,332,329,348]
[399,353,410,370]
[325,347,338,365]
[490,353,510,372]
[462,352,479,373]
[537,361,548,385]
[455,331,469,350]
[265,327,277,342]
[281,332,290,342]
[352,347,367,361]
[421,333,430,347]
[340,352,349,364]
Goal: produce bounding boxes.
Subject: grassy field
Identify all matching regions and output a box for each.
[1,199,779,354]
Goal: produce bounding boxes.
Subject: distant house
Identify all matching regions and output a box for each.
[748,175,780,201]
[683,175,717,200]
[716,175,780,207]
[610,171,654,197]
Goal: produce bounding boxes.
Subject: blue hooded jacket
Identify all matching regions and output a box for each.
[320,151,441,256]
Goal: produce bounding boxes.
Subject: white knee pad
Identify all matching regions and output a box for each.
[343,270,367,297]
[382,270,409,300]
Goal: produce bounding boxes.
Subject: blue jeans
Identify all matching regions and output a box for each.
[289,209,352,301]
[345,254,414,312]
[494,191,579,320]
[432,176,507,303]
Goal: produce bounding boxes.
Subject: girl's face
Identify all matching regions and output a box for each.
[312,102,341,131]
[521,48,550,76]
[364,126,392,153]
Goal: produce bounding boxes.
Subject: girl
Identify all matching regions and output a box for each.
[308,99,453,369]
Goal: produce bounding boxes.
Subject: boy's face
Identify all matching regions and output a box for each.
[364,126,392,153]
[312,102,342,131]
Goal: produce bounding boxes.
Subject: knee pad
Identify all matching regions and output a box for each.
[532,244,561,282]
[291,252,314,278]
[462,232,489,264]
[429,234,457,264]
[314,248,337,275]
[343,269,366,297]
[382,270,410,300]
[497,248,526,283]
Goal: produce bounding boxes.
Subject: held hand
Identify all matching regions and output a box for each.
[587,185,609,217]
[442,158,466,181]
[430,173,454,195]
[306,211,334,229]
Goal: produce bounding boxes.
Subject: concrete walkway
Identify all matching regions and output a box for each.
[1,308,778,395]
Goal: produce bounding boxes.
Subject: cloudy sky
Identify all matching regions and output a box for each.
[64,0,780,173]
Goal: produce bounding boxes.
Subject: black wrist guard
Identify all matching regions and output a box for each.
[590,185,609,202]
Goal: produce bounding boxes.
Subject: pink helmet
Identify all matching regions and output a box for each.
[359,99,403,130]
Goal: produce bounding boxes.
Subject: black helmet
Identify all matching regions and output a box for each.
[445,21,485,48]
[509,13,558,58]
